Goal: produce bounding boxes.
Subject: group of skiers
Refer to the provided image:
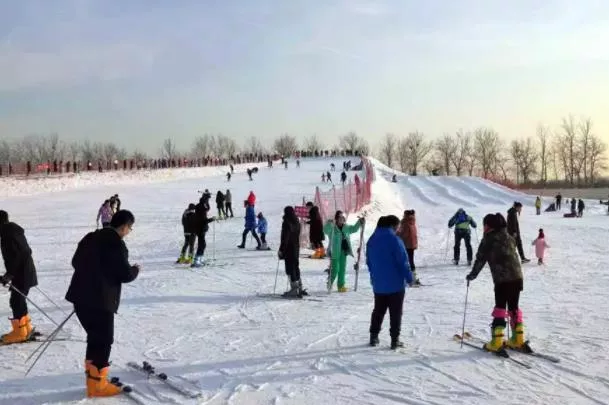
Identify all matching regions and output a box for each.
[539,194,586,217]
[1,207,140,397]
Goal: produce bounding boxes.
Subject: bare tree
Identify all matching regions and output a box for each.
[273,134,298,156]
[450,130,471,176]
[103,143,121,161]
[577,117,593,185]
[192,135,212,158]
[473,127,501,178]
[339,131,369,154]
[587,134,607,184]
[559,116,578,185]
[510,138,538,184]
[536,124,550,184]
[436,134,457,175]
[161,138,177,160]
[304,135,324,153]
[0,140,15,163]
[68,141,81,162]
[245,136,266,155]
[378,133,397,168]
[396,138,410,173]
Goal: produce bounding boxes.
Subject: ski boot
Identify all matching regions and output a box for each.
[521,258,531,264]
[453,259,459,266]
[237,244,245,249]
[282,281,302,298]
[24,314,34,338]
[538,258,543,265]
[337,286,348,293]
[297,280,308,296]
[390,337,404,350]
[467,260,472,266]
[176,254,185,264]
[1,317,29,344]
[190,256,204,268]
[483,325,506,353]
[184,255,193,265]
[369,333,379,347]
[86,363,122,397]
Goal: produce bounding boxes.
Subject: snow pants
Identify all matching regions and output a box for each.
[330,254,348,289]
[370,290,405,338]
[492,280,523,328]
[75,305,114,370]
[241,228,261,247]
[284,256,301,282]
[9,286,29,319]
[180,233,196,257]
[225,202,234,218]
[217,204,226,218]
[406,248,416,272]
[453,230,472,262]
[196,231,207,257]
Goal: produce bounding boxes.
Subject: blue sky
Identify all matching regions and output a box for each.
[1,0,608,153]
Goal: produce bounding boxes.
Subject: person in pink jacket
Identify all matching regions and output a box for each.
[96,200,114,228]
[531,228,549,265]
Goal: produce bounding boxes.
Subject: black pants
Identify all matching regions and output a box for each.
[370,290,405,338]
[241,229,261,247]
[454,230,472,262]
[75,306,114,370]
[217,204,226,218]
[181,234,196,256]
[196,232,207,256]
[9,286,30,319]
[556,200,561,210]
[284,256,301,282]
[514,235,525,260]
[406,248,415,272]
[493,280,523,327]
[260,233,267,244]
[225,203,234,217]
[536,207,540,215]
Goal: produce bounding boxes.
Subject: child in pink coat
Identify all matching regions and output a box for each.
[532,228,549,265]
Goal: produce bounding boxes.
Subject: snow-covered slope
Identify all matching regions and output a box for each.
[0,157,608,405]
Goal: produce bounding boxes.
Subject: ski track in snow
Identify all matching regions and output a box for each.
[0,156,608,404]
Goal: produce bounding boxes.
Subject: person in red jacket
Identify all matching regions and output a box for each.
[247,191,256,206]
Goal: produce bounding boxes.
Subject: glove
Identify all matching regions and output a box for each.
[465,273,476,282]
[0,273,13,287]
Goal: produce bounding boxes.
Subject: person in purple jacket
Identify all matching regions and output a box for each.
[366,215,413,350]
[96,200,113,228]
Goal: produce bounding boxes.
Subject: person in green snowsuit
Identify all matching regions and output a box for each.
[323,210,365,292]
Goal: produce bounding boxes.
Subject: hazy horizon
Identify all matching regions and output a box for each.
[1,0,608,154]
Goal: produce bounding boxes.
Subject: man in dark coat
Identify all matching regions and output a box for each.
[177,203,197,264]
[0,210,38,344]
[278,206,306,297]
[65,210,139,397]
[215,191,226,219]
[507,202,530,263]
[192,194,215,267]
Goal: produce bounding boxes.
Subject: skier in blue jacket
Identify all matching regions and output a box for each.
[366,215,413,350]
[238,200,262,249]
[256,212,269,249]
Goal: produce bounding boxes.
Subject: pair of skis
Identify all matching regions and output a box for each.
[454,331,560,369]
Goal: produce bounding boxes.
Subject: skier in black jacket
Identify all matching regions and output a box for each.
[176,203,197,264]
[308,206,325,258]
[278,206,307,297]
[216,191,226,219]
[192,194,215,267]
[65,210,139,397]
[507,202,530,263]
[0,210,38,344]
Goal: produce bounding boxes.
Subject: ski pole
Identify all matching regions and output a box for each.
[25,310,75,375]
[460,280,470,348]
[273,259,280,295]
[35,286,69,317]
[6,284,60,328]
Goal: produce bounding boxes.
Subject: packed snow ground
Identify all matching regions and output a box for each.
[0,157,608,405]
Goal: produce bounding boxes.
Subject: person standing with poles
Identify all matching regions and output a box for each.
[324,211,364,292]
[448,208,477,265]
[0,210,38,344]
[366,215,413,350]
[192,194,215,267]
[65,210,140,397]
[466,213,527,353]
[278,206,307,298]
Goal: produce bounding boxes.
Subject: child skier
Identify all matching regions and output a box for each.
[466,213,528,353]
[324,211,364,292]
[257,212,269,250]
[176,203,197,264]
[397,210,420,285]
[531,228,549,265]
[96,200,113,228]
